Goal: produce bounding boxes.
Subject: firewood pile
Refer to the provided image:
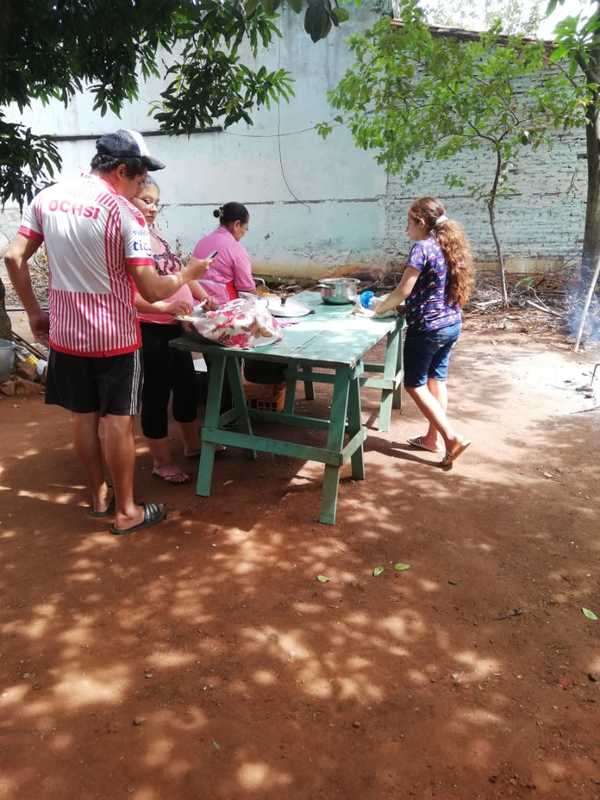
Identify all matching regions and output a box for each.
[3,246,49,309]
[467,265,600,346]
[0,331,47,398]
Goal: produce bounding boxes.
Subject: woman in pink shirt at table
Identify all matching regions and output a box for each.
[133,178,214,484]
[194,201,287,388]
[192,202,256,305]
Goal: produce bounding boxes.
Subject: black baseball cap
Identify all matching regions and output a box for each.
[95,129,165,171]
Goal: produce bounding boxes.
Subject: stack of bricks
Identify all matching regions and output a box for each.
[243,381,285,413]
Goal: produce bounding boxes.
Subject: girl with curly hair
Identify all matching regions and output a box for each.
[375,197,474,468]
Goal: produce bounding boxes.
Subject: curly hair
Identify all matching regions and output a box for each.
[409,197,474,307]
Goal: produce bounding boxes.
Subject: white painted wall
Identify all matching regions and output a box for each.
[0,8,587,278]
[1,8,388,279]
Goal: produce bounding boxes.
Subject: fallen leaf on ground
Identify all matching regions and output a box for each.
[372,566,385,577]
[494,608,524,620]
[315,575,330,583]
[394,563,411,572]
[582,607,598,621]
[559,676,575,690]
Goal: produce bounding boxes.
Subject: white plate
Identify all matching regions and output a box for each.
[267,298,312,317]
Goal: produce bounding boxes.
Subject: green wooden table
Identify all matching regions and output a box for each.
[171,291,404,525]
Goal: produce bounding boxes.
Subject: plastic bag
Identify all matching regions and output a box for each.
[187,297,282,349]
[352,293,398,319]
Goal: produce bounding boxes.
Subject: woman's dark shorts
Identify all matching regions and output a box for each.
[403,321,461,389]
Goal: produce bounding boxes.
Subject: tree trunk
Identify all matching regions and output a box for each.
[582,90,600,283]
[487,149,509,308]
[487,199,508,307]
[0,277,12,340]
[573,87,600,343]
[578,17,600,343]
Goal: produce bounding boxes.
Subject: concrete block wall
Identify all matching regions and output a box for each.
[385,130,587,270]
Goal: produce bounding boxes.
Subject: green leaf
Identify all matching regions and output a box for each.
[261,0,282,12]
[582,607,598,621]
[549,43,568,62]
[394,563,411,572]
[304,3,329,42]
[372,565,385,576]
[331,8,349,24]
[288,0,304,12]
[316,574,331,583]
[315,121,333,138]
[211,739,221,750]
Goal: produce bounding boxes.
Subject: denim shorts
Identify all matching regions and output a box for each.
[403,322,461,388]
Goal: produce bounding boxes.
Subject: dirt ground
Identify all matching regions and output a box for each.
[1,314,600,800]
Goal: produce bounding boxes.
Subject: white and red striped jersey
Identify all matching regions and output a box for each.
[19,173,154,356]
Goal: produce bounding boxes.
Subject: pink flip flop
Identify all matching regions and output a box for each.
[152,468,191,485]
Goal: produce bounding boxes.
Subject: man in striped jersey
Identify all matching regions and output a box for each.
[5,130,212,535]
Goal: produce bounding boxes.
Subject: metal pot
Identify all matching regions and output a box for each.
[317,277,360,305]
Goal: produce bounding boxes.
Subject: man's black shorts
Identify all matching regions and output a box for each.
[45,349,143,416]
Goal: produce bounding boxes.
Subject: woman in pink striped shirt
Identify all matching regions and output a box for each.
[192,203,256,305]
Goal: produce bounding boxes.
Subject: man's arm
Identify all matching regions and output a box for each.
[4,233,49,343]
[134,293,193,317]
[127,256,213,303]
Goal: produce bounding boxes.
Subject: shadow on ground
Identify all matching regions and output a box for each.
[0,333,599,800]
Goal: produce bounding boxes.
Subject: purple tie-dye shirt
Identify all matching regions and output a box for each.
[404,236,461,334]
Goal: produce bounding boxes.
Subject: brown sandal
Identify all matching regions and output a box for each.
[441,439,472,469]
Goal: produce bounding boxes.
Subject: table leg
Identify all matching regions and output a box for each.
[303,366,315,401]
[284,367,297,414]
[197,355,226,496]
[392,324,404,411]
[226,358,257,458]
[319,366,350,525]
[347,376,365,480]
[378,325,402,432]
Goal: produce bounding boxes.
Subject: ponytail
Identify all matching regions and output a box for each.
[213,202,249,227]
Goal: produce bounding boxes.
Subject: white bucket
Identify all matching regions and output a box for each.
[0,339,15,382]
